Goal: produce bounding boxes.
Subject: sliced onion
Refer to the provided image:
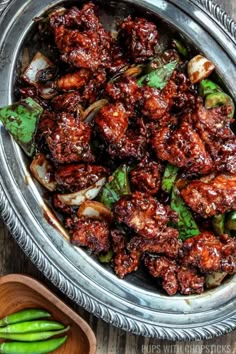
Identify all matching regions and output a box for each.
[78,200,113,222]
[30,153,56,191]
[38,83,57,100]
[124,66,143,78]
[205,272,227,289]
[82,99,108,122]
[57,177,106,206]
[188,55,215,84]
[22,52,54,86]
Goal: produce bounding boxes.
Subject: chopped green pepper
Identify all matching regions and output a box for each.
[225,211,236,231]
[170,186,200,240]
[172,39,188,58]
[212,214,225,235]
[205,92,235,118]
[199,79,223,98]
[0,98,43,156]
[99,164,131,208]
[98,250,113,263]
[162,163,179,194]
[137,61,177,89]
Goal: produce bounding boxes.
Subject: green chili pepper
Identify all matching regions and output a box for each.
[0,309,51,327]
[98,250,113,263]
[0,326,69,342]
[0,98,43,156]
[225,211,236,231]
[0,335,67,353]
[199,79,223,98]
[172,39,188,58]
[99,164,131,208]
[205,92,235,118]
[170,186,200,240]
[161,163,179,194]
[0,321,64,334]
[137,61,177,89]
[212,214,225,235]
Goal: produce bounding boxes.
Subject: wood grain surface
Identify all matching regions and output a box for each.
[0,1,235,353]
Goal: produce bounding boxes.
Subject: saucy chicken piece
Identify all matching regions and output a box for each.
[193,105,236,174]
[181,231,236,274]
[66,215,110,254]
[130,157,163,195]
[57,69,91,91]
[114,192,177,238]
[181,174,236,218]
[55,163,108,192]
[105,76,141,111]
[82,68,107,104]
[111,230,141,278]
[176,267,205,295]
[128,227,181,259]
[118,16,159,63]
[141,86,168,120]
[144,256,179,295]
[152,121,213,175]
[46,113,94,164]
[95,103,129,144]
[51,92,82,113]
[108,127,147,161]
[145,256,204,295]
[51,3,112,71]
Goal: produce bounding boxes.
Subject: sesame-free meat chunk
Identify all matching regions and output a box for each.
[141,86,168,120]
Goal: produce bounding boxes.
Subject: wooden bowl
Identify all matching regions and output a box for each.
[0,274,96,354]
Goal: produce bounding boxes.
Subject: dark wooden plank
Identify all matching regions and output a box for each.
[0,1,235,353]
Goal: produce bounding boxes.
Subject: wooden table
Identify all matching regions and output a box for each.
[0,1,235,353]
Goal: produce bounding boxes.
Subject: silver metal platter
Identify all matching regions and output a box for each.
[0,0,236,341]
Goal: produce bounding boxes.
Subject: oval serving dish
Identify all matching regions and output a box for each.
[0,274,96,354]
[0,0,236,341]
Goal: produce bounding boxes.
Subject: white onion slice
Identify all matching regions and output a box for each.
[22,52,54,86]
[187,55,215,84]
[30,153,56,191]
[82,99,108,122]
[57,177,106,206]
[78,200,113,222]
[205,272,227,289]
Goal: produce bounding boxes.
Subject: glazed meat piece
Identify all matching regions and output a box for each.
[193,105,236,174]
[51,3,112,71]
[37,110,56,137]
[181,174,236,218]
[114,192,178,238]
[177,267,205,295]
[144,256,179,295]
[105,76,141,110]
[57,69,91,91]
[128,227,181,258]
[181,231,236,274]
[152,121,213,175]
[108,43,128,74]
[55,164,108,192]
[130,157,163,195]
[66,216,110,254]
[108,128,147,161]
[46,113,94,164]
[95,103,129,144]
[118,16,158,63]
[111,229,141,278]
[82,68,107,104]
[141,86,168,120]
[51,92,81,113]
